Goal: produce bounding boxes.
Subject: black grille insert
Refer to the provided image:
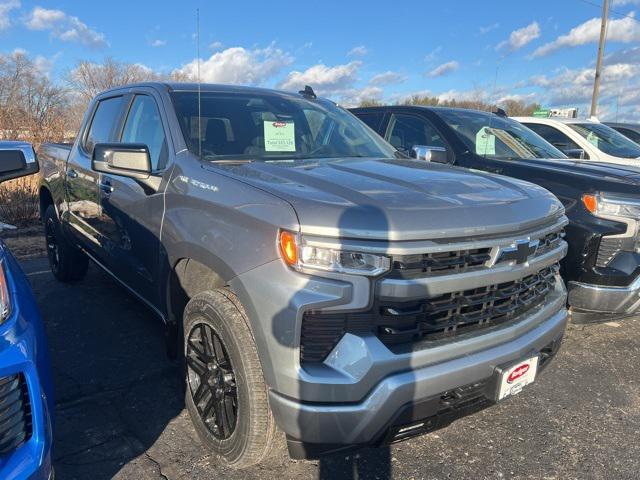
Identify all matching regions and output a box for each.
[388,231,564,279]
[0,374,32,455]
[596,237,624,268]
[300,264,559,362]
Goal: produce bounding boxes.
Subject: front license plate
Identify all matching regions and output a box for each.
[496,356,539,401]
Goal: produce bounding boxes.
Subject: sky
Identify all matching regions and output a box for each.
[1,0,639,121]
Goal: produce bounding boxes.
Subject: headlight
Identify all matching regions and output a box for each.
[582,193,640,249]
[279,231,391,276]
[0,260,12,323]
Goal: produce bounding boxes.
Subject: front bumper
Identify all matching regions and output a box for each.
[568,276,640,315]
[269,305,567,457]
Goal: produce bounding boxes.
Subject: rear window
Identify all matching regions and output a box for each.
[84,96,123,154]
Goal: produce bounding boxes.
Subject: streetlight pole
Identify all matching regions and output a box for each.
[590,0,609,118]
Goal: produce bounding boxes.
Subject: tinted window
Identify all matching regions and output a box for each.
[170,92,396,161]
[435,110,566,160]
[355,112,384,132]
[386,114,445,151]
[85,96,123,154]
[524,123,581,152]
[613,127,640,145]
[121,95,168,170]
[568,123,640,159]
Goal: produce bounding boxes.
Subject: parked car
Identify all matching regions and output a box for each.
[351,106,640,321]
[0,141,54,480]
[513,116,640,167]
[604,122,640,145]
[38,82,568,468]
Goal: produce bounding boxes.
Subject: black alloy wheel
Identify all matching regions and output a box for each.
[186,323,238,439]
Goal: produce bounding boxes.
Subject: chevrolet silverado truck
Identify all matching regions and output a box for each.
[38,83,568,468]
[352,105,640,322]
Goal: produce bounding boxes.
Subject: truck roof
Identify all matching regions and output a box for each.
[97,81,318,99]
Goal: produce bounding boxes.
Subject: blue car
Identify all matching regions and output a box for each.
[0,142,54,480]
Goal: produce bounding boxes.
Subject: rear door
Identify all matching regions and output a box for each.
[92,90,170,306]
[66,95,126,257]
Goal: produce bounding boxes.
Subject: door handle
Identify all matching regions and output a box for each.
[67,169,78,179]
[99,181,114,194]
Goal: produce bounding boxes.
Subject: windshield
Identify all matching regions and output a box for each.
[567,123,640,159]
[170,91,397,161]
[436,109,567,160]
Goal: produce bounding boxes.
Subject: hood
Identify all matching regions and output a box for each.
[211,158,564,241]
[515,157,640,184]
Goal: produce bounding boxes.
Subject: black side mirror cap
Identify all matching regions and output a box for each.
[0,142,39,183]
[92,143,152,179]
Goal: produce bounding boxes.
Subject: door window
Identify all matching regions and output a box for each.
[121,95,168,170]
[524,123,581,153]
[85,96,124,154]
[386,114,445,151]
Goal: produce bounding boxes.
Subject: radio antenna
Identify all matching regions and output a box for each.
[196,8,202,160]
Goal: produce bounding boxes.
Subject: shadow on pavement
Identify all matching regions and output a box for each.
[23,257,186,480]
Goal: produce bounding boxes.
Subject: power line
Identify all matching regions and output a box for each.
[577,0,639,22]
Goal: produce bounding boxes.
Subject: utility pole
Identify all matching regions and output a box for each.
[590,0,609,118]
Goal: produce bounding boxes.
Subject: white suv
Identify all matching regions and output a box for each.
[513,116,640,168]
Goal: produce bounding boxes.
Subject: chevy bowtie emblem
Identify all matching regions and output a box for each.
[495,239,539,266]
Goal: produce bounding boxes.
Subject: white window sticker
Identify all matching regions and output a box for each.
[476,127,496,155]
[264,121,296,152]
[586,131,599,148]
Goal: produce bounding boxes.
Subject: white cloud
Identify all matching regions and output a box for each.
[280,61,361,93]
[0,0,19,31]
[347,45,368,56]
[479,22,500,34]
[209,41,223,51]
[150,39,166,47]
[426,60,459,78]
[25,7,107,48]
[424,45,442,62]
[532,14,640,57]
[278,61,382,106]
[174,44,293,85]
[611,0,640,5]
[497,22,540,52]
[526,49,640,121]
[368,71,406,86]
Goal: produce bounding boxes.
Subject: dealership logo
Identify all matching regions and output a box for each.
[507,364,530,383]
[493,238,539,266]
[272,121,288,128]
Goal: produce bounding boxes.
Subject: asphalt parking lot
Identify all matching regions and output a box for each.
[21,256,640,480]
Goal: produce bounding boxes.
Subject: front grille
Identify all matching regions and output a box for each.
[596,237,624,267]
[0,374,32,455]
[388,230,564,279]
[301,264,560,362]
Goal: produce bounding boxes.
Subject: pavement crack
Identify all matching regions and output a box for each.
[145,452,171,480]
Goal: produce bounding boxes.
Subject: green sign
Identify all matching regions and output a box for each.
[533,109,551,118]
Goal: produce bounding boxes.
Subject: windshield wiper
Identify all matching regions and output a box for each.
[208,159,254,164]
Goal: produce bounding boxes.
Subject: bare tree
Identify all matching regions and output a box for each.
[0,51,70,147]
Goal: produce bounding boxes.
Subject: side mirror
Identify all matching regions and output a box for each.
[563,148,586,160]
[411,145,449,163]
[0,142,39,183]
[92,143,151,179]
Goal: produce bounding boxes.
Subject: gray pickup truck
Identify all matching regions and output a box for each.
[38,82,568,468]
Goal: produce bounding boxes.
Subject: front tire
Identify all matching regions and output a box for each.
[183,289,278,469]
[43,205,89,282]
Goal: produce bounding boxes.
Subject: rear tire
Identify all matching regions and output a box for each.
[44,205,89,282]
[183,289,279,469]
